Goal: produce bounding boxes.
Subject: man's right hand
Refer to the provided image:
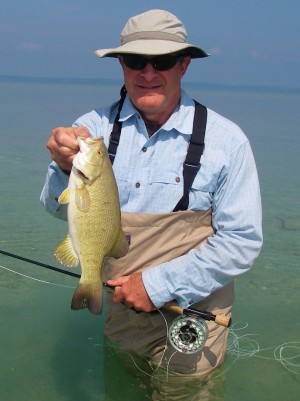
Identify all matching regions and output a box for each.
[46,126,91,173]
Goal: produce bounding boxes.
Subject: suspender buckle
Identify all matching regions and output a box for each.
[184,162,201,169]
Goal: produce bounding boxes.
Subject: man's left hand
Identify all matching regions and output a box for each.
[107,273,156,312]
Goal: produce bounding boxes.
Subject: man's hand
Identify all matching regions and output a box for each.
[46,126,91,172]
[107,273,156,312]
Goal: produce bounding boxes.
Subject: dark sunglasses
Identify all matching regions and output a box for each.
[122,54,184,71]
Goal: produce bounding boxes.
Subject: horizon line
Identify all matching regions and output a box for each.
[1,74,299,96]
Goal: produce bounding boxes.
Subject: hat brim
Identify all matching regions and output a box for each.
[94,39,209,59]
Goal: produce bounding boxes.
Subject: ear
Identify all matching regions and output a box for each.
[180,56,191,77]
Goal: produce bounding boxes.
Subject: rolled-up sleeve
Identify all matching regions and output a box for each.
[40,162,69,221]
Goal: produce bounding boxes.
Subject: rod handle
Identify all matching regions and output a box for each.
[163,302,184,315]
[215,314,231,328]
[163,301,231,328]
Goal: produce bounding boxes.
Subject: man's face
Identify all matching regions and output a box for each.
[119,54,191,124]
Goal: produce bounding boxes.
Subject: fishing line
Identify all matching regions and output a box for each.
[218,323,300,376]
[116,309,171,383]
[151,309,170,371]
[0,264,76,289]
[164,350,179,382]
[0,248,172,382]
[1,249,300,376]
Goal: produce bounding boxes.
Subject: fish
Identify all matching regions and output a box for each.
[54,136,129,315]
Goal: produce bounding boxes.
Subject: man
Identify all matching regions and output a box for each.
[41,9,262,400]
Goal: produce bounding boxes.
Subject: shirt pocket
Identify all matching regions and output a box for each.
[113,167,130,206]
[187,158,223,210]
[150,170,184,205]
[189,174,214,210]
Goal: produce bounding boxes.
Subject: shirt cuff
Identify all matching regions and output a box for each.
[142,264,173,308]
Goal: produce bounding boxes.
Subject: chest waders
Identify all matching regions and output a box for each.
[102,87,234,380]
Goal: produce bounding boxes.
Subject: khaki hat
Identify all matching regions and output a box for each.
[94,9,209,59]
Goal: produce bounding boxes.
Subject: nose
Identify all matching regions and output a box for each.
[139,62,158,80]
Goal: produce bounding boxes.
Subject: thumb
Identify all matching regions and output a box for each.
[107,276,129,288]
[73,126,91,139]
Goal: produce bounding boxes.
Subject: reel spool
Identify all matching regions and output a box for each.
[168,314,208,354]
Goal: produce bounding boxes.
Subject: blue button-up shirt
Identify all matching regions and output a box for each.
[40,90,262,308]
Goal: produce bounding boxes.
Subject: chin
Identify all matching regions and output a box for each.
[136,94,165,109]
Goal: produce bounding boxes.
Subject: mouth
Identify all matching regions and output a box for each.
[72,166,89,180]
[137,84,162,90]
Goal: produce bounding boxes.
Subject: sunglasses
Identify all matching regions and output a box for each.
[122,54,184,71]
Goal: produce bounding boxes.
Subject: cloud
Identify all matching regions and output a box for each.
[17,42,43,51]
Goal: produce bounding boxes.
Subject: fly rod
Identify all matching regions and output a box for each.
[0,249,80,278]
[1,249,231,353]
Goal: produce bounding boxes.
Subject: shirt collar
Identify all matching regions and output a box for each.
[119,89,195,136]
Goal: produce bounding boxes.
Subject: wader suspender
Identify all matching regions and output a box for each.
[108,85,127,165]
[107,88,207,212]
[173,101,207,211]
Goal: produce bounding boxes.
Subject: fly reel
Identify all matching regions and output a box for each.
[163,301,231,354]
[168,314,208,354]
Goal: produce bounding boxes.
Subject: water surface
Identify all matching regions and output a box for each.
[1,77,299,400]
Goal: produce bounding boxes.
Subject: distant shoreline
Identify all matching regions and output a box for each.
[0,74,299,96]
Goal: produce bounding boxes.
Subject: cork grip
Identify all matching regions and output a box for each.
[163,301,231,328]
[214,314,231,328]
[163,302,185,315]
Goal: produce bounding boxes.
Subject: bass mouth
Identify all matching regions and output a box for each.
[72,166,89,180]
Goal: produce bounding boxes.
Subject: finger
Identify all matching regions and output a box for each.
[107,276,129,287]
[46,137,75,170]
[46,126,90,172]
[48,126,90,152]
[50,128,79,152]
[112,285,124,303]
[72,126,91,139]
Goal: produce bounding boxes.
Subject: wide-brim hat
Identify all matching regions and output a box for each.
[94,9,209,59]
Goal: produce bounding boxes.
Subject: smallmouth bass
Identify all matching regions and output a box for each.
[54,136,128,315]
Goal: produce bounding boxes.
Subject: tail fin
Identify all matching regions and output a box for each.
[71,283,102,315]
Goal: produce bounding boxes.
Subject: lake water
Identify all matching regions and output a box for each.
[1,77,299,400]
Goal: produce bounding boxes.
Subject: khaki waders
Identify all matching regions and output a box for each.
[102,209,234,401]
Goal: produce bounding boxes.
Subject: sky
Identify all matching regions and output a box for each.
[0,0,299,88]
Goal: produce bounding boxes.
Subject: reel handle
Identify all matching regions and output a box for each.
[163,301,231,328]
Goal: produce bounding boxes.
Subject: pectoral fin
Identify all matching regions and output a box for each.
[58,188,70,204]
[54,234,79,267]
[109,230,129,259]
[75,186,90,211]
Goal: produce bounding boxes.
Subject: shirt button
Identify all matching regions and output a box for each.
[175,177,181,183]
[135,182,141,188]
[142,147,147,152]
